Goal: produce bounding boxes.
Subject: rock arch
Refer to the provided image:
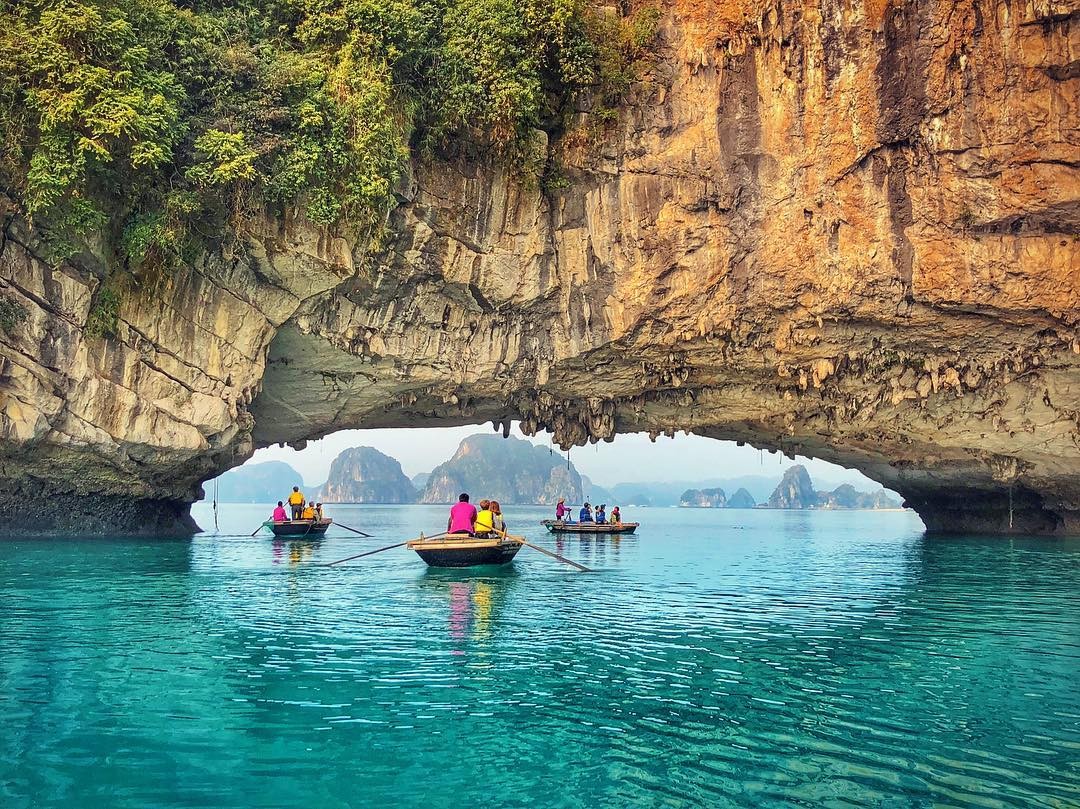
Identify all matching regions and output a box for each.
[1,1,1077,534]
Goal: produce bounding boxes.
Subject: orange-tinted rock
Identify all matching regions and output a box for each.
[1,1,1077,534]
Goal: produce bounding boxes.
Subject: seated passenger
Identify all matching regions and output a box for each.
[490,501,505,534]
[610,506,621,525]
[474,502,495,537]
[579,503,594,523]
[595,504,607,524]
[315,502,324,520]
[447,493,477,535]
[272,501,288,522]
[301,503,316,520]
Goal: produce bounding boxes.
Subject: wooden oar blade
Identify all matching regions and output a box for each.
[323,541,409,567]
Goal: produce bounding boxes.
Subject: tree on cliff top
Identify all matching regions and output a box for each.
[0,0,660,267]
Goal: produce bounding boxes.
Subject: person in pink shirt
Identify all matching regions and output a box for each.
[271,501,288,522]
[447,493,477,535]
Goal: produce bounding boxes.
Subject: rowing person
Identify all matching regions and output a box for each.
[447,493,477,535]
[288,486,305,520]
[272,501,288,522]
[555,497,567,522]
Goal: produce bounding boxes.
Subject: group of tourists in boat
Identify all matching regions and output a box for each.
[446,493,507,537]
[272,487,325,522]
[554,498,622,525]
[544,497,638,534]
[405,492,522,568]
[265,486,333,536]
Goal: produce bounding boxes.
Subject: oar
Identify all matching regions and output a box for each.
[250,522,269,536]
[334,522,373,538]
[323,541,409,566]
[494,527,592,573]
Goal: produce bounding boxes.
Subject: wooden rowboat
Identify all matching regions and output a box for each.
[541,520,638,535]
[406,533,524,567]
[265,519,332,537]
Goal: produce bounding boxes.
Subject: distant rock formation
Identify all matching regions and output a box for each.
[207,461,304,503]
[580,475,614,505]
[411,472,431,490]
[679,488,727,508]
[818,484,901,510]
[766,466,902,510]
[420,434,582,504]
[727,488,756,509]
[767,466,819,509]
[317,447,417,503]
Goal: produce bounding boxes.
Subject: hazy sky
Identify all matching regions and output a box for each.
[249,422,878,489]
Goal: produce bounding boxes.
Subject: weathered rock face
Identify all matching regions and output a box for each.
[768,465,819,508]
[1,1,1077,535]
[420,434,582,505]
[317,447,416,504]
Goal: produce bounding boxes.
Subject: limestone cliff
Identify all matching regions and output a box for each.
[420,434,582,504]
[1,1,1078,535]
[768,465,819,508]
[766,464,902,508]
[317,447,417,504]
[727,488,757,509]
[680,488,728,507]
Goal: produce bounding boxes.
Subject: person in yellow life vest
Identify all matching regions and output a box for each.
[474,501,495,537]
[288,486,305,520]
[301,502,316,520]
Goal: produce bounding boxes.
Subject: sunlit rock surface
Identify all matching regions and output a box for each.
[1,1,1077,534]
[317,447,416,504]
[419,435,582,505]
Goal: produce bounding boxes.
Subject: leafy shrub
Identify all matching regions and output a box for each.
[85,287,121,338]
[0,296,28,332]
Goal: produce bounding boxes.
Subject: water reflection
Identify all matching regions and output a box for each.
[417,570,519,649]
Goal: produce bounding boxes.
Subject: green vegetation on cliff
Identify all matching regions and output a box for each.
[0,0,658,267]
[420,434,581,504]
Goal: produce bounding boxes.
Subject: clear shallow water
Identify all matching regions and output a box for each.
[1,505,1078,808]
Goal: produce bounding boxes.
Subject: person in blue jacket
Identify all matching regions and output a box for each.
[579,503,594,523]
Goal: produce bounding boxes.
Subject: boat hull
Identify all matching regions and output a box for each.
[267,520,332,537]
[408,536,523,567]
[542,521,638,535]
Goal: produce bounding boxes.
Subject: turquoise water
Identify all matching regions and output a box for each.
[1,505,1078,808]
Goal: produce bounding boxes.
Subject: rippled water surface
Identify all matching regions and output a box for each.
[2,505,1078,807]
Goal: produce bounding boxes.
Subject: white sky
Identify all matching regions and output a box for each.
[248,422,877,489]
